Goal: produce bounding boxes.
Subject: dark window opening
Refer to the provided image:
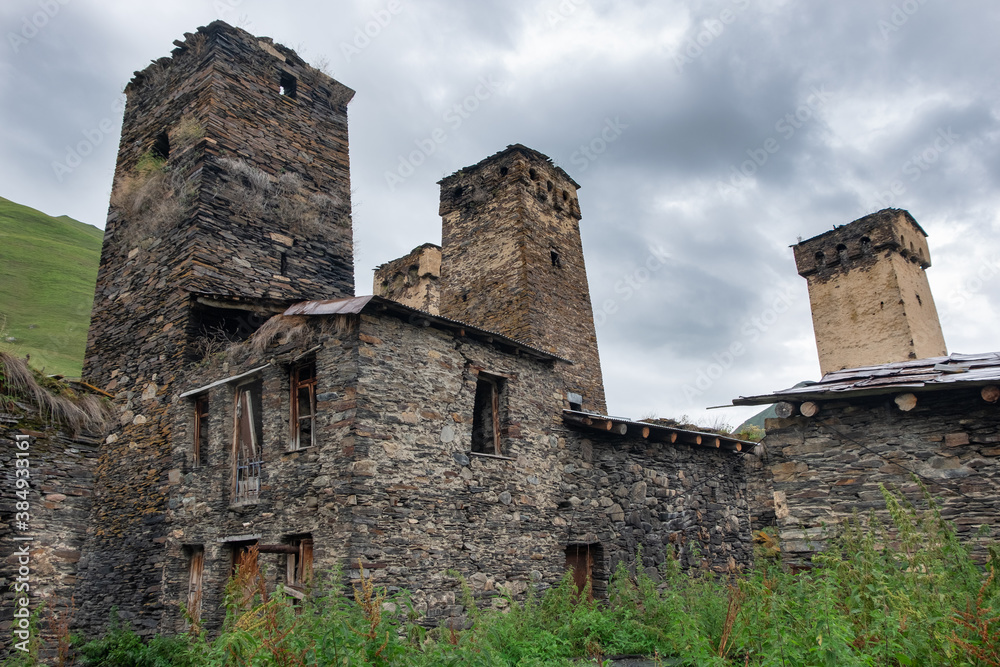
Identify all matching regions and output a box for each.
[233,381,263,504]
[193,395,209,468]
[230,541,259,578]
[279,72,297,98]
[567,392,583,412]
[550,249,562,268]
[151,131,170,160]
[529,168,538,180]
[279,252,288,276]
[860,236,872,253]
[187,301,270,361]
[499,166,508,176]
[836,243,848,262]
[565,543,605,601]
[814,251,825,266]
[185,546,204,628]
[546,180,553,192]
[290,361,316,450]
[284,535,314,600]
[562,190,569,201]
[453,186,464,198]
[471,374,506,455]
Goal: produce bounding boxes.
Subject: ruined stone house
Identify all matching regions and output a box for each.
[733,209,1000,563]
[56,20,757,637]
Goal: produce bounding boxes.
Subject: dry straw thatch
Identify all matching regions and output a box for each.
[0,351,113,434]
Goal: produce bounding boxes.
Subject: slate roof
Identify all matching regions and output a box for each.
[733,352,1000,405]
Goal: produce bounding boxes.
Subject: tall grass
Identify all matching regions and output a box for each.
[63,486,998,666]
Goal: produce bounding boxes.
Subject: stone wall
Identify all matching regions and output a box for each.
[438,145,607,414]
[1,411,98,660]
[793,209,946,375]
[77,21,356,636]
[763,387,1000,562]
[373,243,441,314]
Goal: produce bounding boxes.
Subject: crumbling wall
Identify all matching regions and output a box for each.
[764,388,1000,563]
[373,243,441,314]
[0,412,98,661]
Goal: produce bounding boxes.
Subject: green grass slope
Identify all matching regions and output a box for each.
[0,195,103,377]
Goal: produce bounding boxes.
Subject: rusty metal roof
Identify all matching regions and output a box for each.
[562,410,756,453]
[733,352,1000,405]
[284,295,571,363]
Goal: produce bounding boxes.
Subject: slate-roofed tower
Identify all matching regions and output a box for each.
[793,208,947,376]
[77,21,354,634]
[438,145,607,413]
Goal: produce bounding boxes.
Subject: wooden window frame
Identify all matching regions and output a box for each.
[471,372,506,456]
[185,545,204,628]
[289,361,317,451]
[283,536,313,600]
[232,382,263,504]
[193,394,209,468]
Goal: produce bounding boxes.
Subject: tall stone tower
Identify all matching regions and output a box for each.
[438,145,606,413]
[77,22,354,633]
[794,208,947,376]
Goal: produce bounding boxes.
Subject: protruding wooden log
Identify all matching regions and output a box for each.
[774,402,795,418]
[641,426,650,438]
[613,423,627,435]
[982,385,1000,404]
[800,401,819,417]
[894,393,918,412]
[670,433,678,443]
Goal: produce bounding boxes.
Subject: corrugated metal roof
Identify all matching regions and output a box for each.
[733,352,1000,405]
[284,295,571,363]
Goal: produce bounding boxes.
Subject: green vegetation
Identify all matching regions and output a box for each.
[0,196,102,377]
[35,487,997,666]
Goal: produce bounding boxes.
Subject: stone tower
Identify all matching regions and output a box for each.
[793,208,947,376]
[438,145,607,413]
[77,22,354,633]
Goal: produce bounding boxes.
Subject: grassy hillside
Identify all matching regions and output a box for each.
[0,196,103,377]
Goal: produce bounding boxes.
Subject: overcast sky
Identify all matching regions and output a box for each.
[2,0,999,427]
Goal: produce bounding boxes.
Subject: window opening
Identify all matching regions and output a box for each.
[284,536,313,600]
[151,131,170,160]
[550,249,562,268]
[279,72,297,98]
[471,374,505,455]
[290,361,316,450]
[565,543,604,601]
[279,252,288,276]
[185,546,204,628]
[193,394,209,467]
[233,381,263,504]
[230,541,259,578]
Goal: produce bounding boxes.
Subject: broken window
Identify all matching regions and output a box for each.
[279,72,297,98]
[284,536,313,600]
[185,545,204,628]
[233,381,263,504]
[187,298,271,361]
[565,543,604,601]
[471,373,506,455]
[193,394,209,467]
[290,361,316,450]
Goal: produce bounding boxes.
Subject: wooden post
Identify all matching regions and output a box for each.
[894,393,918,412]
[981,385,1000,404]
[800,401,819,417]
[774,402,795,418]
